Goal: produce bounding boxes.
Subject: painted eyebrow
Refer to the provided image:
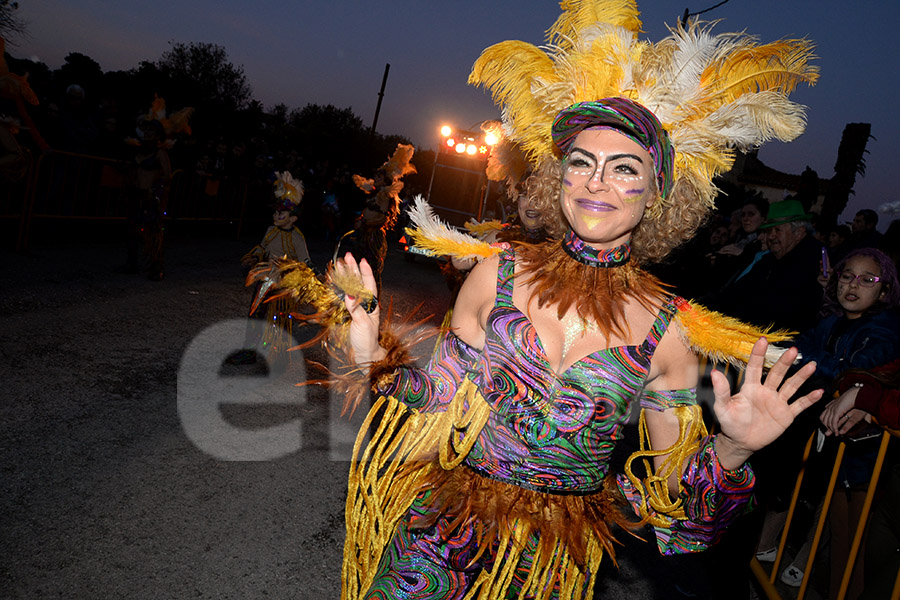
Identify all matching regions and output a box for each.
[568,147,645,163]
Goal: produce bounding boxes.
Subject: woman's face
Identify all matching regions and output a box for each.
[517,194,543,230]
[837,255,885,319]
[741,204,765,233]
[560,128,655,249]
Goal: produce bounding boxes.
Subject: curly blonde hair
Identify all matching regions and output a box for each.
[523,156,710,265]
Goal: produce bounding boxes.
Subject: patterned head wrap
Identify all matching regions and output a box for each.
[552,98,674,199]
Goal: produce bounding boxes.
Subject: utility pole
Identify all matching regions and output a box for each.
[370,63,390,136]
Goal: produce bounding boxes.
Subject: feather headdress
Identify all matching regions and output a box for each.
[145,95,194,138]
[381,143,417,181]
[468,0,819,218]
[129,95,194,148]
[273,171,305,213]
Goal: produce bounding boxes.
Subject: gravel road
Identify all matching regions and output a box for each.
[0,226,759,599]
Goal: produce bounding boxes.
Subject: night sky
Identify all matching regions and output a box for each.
[12,0,900,226]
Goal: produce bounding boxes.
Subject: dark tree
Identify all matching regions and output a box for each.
[820,122,873,229]
[55,52,104,96]
[0,0,24,41]
[288,104,368,162]
[103,61,168,123]
[156,41,252,131]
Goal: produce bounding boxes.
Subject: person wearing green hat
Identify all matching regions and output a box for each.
[703,199,825,333]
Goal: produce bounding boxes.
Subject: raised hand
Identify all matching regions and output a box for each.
[711,338,824,469]
[334,252,385,365]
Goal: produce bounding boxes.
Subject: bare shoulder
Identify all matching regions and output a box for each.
[645,295,698,390]
[449,254,500,349]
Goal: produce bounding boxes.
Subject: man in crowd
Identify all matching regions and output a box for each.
[702,199,824,333]
[849,208,883,250]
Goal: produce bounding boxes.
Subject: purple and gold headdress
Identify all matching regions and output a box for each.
[468,0,818,218]
[273,171,304,214]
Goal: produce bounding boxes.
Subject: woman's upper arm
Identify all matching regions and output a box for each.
[643,326,701,476]
[645,321,700,393]
[449,255,499,350]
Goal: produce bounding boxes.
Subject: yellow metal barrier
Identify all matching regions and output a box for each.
[752,425,900,599]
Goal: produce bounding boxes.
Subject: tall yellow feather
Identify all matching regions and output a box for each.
[701,40,820,106]
[548,0,642,49]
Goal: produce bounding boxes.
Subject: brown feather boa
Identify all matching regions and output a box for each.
[515,239,671,343]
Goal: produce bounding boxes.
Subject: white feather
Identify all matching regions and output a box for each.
[406,196,494,259]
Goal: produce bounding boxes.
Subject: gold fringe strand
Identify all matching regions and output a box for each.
[622,404,707,527]
[341,379,624,600]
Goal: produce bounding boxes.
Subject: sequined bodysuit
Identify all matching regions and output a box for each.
[361,249,753,600]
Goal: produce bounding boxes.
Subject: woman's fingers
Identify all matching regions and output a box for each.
[744,337,768,385]
[710,369,733,405]
[838,410,865,436]
[787,388,824,419]
[820,401,840,434]
[358,258,378,295]
[773,359,817,402]
[763,345,799,390]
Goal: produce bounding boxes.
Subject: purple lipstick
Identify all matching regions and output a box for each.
[575,198,616,211]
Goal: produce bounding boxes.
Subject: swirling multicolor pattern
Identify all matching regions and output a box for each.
[365,248,754,598]
[382,333,482,412]
[642,435,755,555]
[463,250,675,493]
[561,230,630,267]
[364,495,489,599]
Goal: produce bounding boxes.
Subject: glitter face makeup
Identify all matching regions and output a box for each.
[559,128,655,249]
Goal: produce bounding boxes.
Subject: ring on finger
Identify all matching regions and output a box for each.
[363,296,378,314]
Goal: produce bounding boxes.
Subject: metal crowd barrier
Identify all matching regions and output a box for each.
[2,149,259,252]
[751,424,900,600]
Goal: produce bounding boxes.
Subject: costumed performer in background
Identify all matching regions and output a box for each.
[351,143,416,294]
[466,125,548,246]
[0,37,50,155]
[119,95,192,281]
[267,2,822,598]
[227,171,311,366]
[442,129,546,298]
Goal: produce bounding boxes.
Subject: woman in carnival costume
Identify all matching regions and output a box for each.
[272,2,822,598]
[351,143,417,293]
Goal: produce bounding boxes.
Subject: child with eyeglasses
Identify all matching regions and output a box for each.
[798,247,900,379]
[759,247,900,591]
